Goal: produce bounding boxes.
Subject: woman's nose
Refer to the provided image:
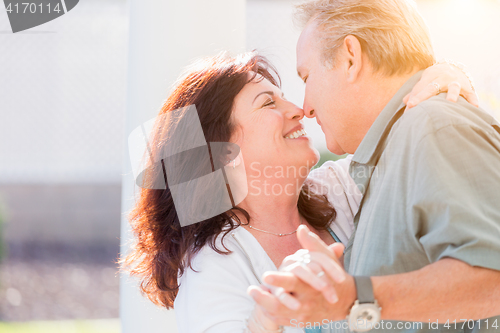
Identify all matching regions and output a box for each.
[285,101,305,120]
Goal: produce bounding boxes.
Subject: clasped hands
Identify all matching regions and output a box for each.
[248,225,357,327]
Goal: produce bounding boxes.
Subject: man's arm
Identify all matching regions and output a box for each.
[372,114,500,320]
[372,257,500,321]
[250,228,500,325]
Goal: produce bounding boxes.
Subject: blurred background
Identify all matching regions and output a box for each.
[0,0,499,332]
[0,0,126,332]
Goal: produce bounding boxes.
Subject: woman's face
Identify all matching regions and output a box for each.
[230,74,319,179]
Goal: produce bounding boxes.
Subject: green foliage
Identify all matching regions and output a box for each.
[313,151,348,169]
[0,319,120,333]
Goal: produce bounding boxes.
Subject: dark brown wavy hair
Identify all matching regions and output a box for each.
[121,52,336,309]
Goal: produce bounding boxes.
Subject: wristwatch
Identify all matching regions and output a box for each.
[347,276,382,332]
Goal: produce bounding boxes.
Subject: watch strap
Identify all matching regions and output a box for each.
[353,276,374,304]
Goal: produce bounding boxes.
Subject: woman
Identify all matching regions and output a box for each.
[122,52,476,333]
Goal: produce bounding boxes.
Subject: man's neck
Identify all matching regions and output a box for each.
[348,70,420,153]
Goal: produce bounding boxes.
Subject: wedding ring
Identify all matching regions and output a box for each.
[317,271,325,278]
[431,82,441,95]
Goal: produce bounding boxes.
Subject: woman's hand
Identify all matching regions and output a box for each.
[404,62,479,108]
[245,286,284,332]
[247,226,355,326]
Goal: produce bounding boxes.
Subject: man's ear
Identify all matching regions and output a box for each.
[342,35,364,83]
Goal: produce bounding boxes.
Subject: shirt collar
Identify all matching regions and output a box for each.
[352,70,424,165]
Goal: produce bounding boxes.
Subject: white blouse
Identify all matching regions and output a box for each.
[173,155,362,333]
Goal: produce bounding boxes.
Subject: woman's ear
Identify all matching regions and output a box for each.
[230,123,243,145]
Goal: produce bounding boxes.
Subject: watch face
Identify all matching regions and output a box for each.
[348,303,381,332]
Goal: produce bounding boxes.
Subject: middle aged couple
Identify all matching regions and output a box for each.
[123,0,500,332]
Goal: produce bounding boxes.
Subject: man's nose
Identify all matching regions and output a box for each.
[303,100,315,118]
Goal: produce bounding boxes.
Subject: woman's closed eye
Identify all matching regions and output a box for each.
[262,98,276,108]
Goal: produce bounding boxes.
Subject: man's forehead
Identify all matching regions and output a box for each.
[296,21,319,75]
[299,19,320,46]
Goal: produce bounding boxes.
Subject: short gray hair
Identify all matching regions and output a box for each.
[294,0,435,75]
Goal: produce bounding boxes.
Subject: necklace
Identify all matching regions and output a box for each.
[247,217,304,237]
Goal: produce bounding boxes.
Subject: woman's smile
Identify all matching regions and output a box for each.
[284,125,308,139]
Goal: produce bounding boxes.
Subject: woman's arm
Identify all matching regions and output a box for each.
[174,244,254,332]
[405,60,478,108]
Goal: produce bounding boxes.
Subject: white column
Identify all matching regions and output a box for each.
[120,1,246,332]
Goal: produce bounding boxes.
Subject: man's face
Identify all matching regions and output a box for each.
[296,21,357,155]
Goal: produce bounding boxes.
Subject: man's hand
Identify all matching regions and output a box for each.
[248,225,357,325]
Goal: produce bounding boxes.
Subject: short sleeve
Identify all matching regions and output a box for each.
[307,155,362,244]
[409,122,500,271]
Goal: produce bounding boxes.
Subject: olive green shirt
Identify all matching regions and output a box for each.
[343,71,500,333]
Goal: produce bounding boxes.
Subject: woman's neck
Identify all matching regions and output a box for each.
[232,173,335,268]
[231,161,312,233]
[235,185,303,234]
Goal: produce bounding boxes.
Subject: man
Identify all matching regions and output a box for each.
[249,0,500,332]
